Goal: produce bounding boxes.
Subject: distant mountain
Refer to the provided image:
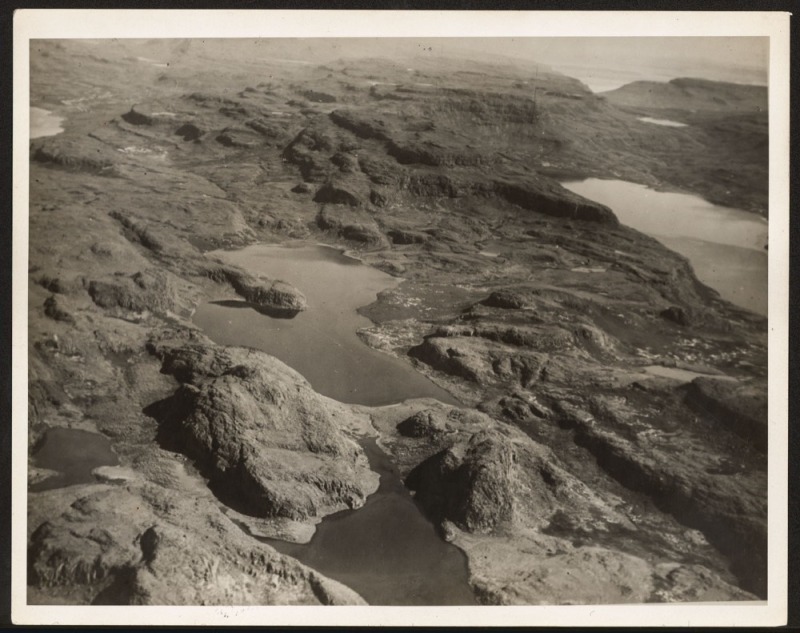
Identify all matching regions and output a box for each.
[601,77,767,113]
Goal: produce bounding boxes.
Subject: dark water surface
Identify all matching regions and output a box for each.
[263,437,476,605]
[562,178,768,316]
[30,427,118,492]
[194,243,460,407]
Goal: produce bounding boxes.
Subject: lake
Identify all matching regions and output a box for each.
[193,243,474,604]
[561,179,768,316]
[262,436,476,605]
[30,107,65,139]
[30,427,119,492]
[194,243,460,407]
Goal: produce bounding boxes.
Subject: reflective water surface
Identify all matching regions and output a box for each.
[263,437,476,605]
[30,427,118,492]
[562,178,768,316]
[194,243,460,406]
[31,107,65,139]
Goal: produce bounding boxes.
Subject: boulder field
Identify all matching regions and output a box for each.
[26,40,768,605]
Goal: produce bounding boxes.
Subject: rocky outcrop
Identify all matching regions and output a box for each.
[31,139,117,175]
[121,105,154,126]
[245,118,289,143]
[216,127,261,148]
[556,395,768,596]
[207,266,308,314]
[28,486,366,605]
[603,77,768,114]
[436,89,540,124]
[313,182,362,206]
[492,179,618,225]
[329,109,391,142]
[387,228,429,245]
[406,430,516,533]
[145,342,377,520]
[430,323,574,351]
[481,289,531,310]
[315,207,387,247]
[175,123,203,142]
[301,90,337,104]
[108,211,169,254]
[86,270,181,316]
[43,295,74,323]
[396,409,450,438]
[684,378,768,450]
[282,127,339,181]
[405,426,635,538]
[387,139,489,168]
[660,305,693,326]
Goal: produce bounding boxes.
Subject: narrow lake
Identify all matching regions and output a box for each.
[194,243,460,407]
[30,106,65,139]
[561,179,768,316]
[263,437,476,605]
[194,243,474,604]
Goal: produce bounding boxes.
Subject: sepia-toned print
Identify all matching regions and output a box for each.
[13,11,789,627]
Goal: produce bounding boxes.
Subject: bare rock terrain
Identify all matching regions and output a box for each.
[26,39,768,605]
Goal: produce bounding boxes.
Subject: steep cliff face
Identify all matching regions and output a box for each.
[26,39,768,606]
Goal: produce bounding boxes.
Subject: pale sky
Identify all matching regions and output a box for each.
[118,36,770,93]
[248,36,769,91]
[367,37,770,90]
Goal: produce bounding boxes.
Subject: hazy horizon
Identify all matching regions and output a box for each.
[82,36,769,93]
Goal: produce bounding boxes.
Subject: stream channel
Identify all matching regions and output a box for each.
[193,242,474,605]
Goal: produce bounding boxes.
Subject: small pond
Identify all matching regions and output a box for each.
[30,107,65,139]
[194,243,460,407]
[30,427,119,492]
[638,116,688,128]
[561,178,768,316]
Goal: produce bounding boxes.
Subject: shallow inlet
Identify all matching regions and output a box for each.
[561,178,768,316]
[30,427,118,492]
[194,243,460,407]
